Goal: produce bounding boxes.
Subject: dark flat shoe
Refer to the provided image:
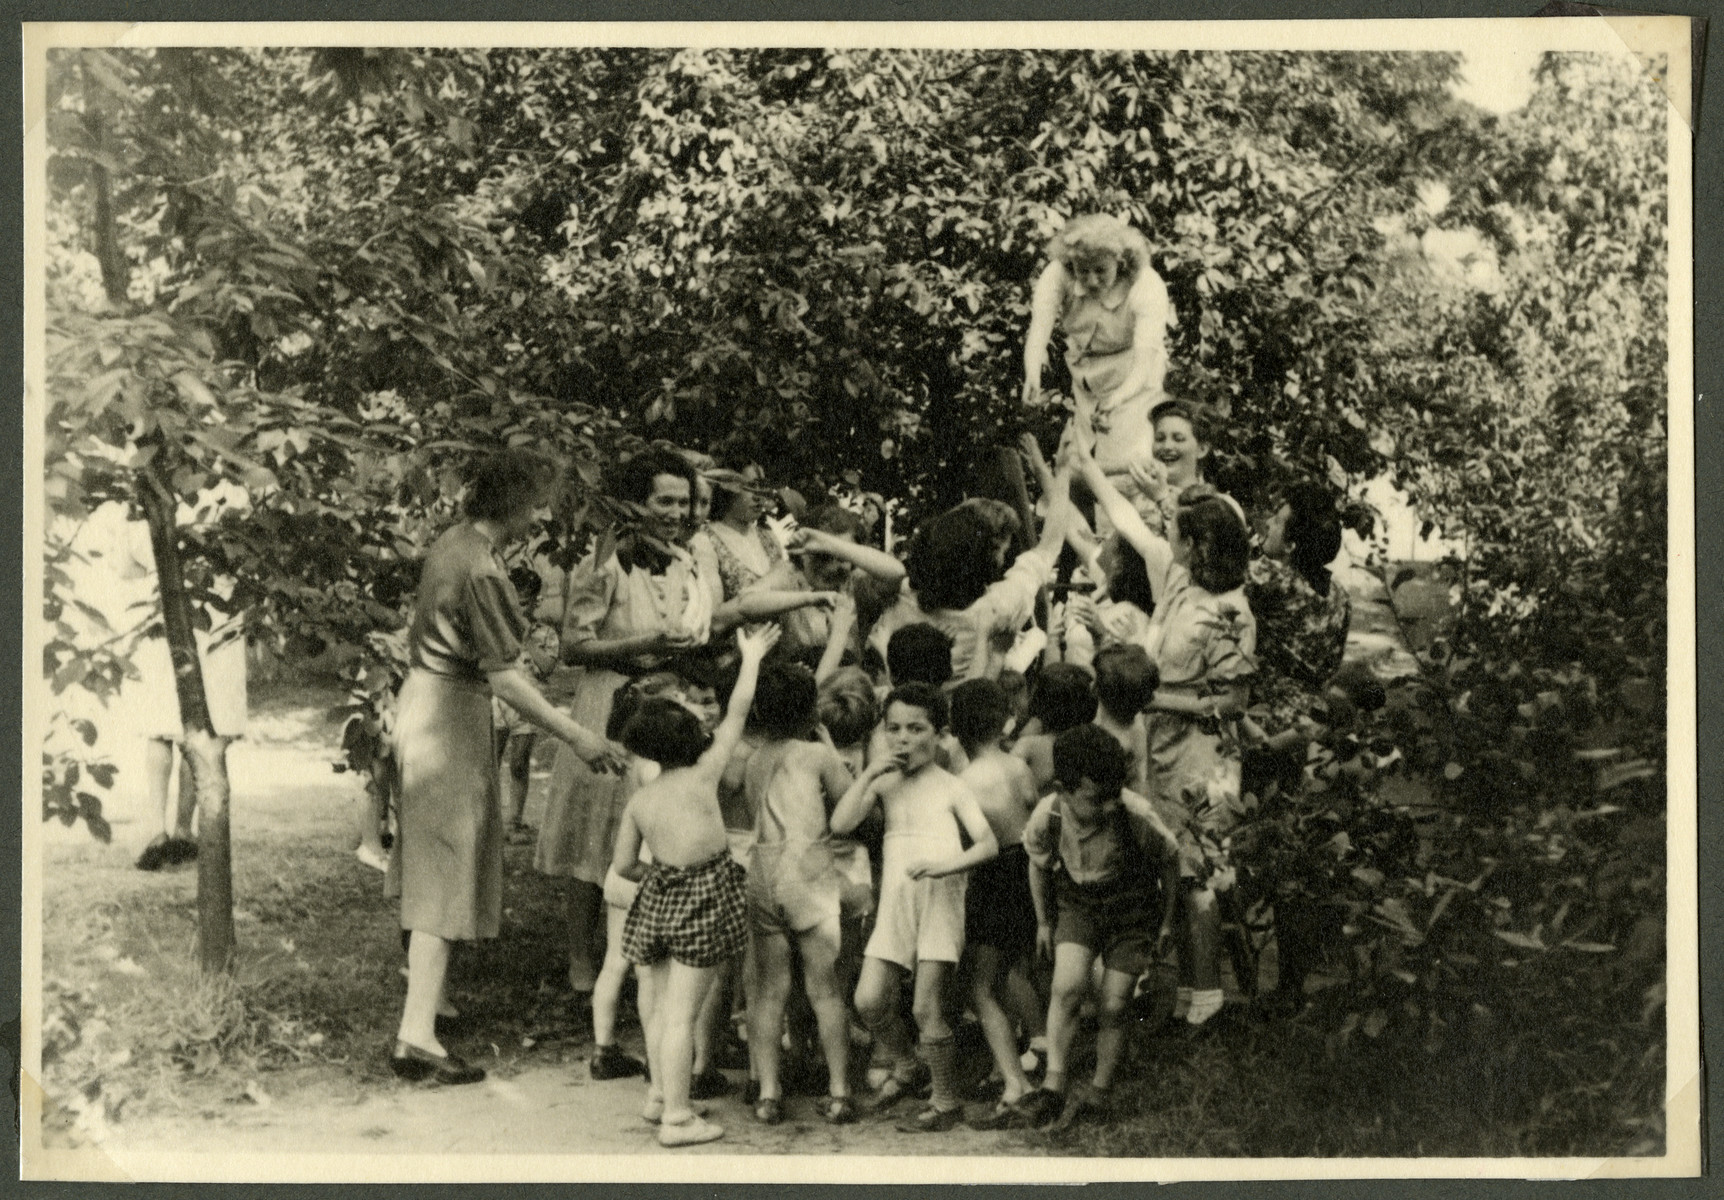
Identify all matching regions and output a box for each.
[389,1040,485,1085]
[135,834,170,871]
[689,1067,734,1100]
[434,1011,478,1039]
[896,1103,964,1134]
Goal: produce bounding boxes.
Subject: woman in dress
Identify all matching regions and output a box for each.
[1072,442,1256,1030]
[534,448,714,995]
[390,449,625,1084]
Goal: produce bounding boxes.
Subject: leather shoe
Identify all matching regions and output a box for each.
[389,1040,485,1085]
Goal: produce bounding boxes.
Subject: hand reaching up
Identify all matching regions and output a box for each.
[736,623,782,663]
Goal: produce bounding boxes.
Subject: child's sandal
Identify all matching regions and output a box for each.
[821,1096,858,1125]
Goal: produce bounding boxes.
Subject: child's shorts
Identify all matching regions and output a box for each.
[865,870,966,969]
[603,865,640,912]
[747,842,843,936]
[964,843,1036,964]
[1053,872,1158,977]
[621,852,748,968]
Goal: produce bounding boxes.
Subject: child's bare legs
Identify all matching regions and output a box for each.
[854,957,917,1082]
[1043,942,1096,1096]
[1005,963,1044,1039]
[398,930,451,1053]
[638,962,664,1113]
[747,930,794,1102]
[968,944,1032,1105]
[796,918,852,1099]
[656,960,720,1130]
[565,879,603,993]
[499,733,535,831]
[591,904,631,1050]
[1091,967,1137,1091]
[692,955,733,1080]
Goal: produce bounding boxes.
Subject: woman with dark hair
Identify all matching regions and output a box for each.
[389,449,627,1085]
[534,447,715,996]
[1072,441,1256,1031]
[697,465,841,655]
[870,467,1076,685]
[1246,481,1353,736]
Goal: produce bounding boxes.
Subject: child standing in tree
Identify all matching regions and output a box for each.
[831,683,999,1133]
[609,624,779,1147]
[1022,213,1176,487]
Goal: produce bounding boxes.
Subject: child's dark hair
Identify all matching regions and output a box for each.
[1283,481,1345,596]
[949,678,1012,755]
[1028,662,1098,733]
[1093,644,1160,721]
[1108,539,1156,615]
[905,506,1001,612]
[605,672,685,740]
[885,681,949,732]
[752,660,818,740]
[1176,489,1250,595]
[887,622,954,688]
[617,697,710,768]
[1052,724,1128,801]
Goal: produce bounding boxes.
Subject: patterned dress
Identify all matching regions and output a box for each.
[533,540,709,885]
[1244,556,1353,735]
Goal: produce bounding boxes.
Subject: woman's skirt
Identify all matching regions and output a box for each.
[132,623,249,739]
[534,666,632,885]
[386,669,502,941]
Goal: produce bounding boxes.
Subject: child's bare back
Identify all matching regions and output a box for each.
[959,746,1039,850]
[626,771,730,869]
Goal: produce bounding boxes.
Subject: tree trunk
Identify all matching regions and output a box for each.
[137,454,237,975]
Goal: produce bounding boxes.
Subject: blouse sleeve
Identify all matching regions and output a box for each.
[1202,600,1257,685]
[562,552,619,646]
[983,545,1058,633]
[464,571,528,675]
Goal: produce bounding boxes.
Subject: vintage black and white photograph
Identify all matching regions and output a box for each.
[22,17,1696,1182]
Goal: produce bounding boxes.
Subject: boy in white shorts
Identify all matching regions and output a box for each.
[830,682,998,1133]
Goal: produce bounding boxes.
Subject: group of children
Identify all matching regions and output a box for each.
[576,596,1231,1148]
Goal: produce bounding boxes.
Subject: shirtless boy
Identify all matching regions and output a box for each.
[830,682,999,1133]
[742,661,860,1125]
[948,678,1044,1129]
[609,624,778,1147]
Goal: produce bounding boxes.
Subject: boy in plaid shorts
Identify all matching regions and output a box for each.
[609,624,778,1147]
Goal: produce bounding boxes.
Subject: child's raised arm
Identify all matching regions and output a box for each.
[1068,441,1175,588]
[830,754,899,837]
[697,624,780,777]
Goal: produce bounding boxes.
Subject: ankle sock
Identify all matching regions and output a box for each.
[1186,988,1224,1025]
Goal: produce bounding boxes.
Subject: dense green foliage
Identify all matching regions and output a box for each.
[43,44,1670,1150]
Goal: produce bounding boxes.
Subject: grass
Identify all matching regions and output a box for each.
[38,681,1661,1158]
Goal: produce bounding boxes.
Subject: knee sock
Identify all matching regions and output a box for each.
[921,1036,959,1111]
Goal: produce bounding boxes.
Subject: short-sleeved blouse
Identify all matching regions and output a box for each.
[1142,566,1257,694]
[562,543,708,669]
[407,524,526,683]
[1246,557,1351,691]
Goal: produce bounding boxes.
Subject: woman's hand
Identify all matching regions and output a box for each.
[568,725,628,775]
[1128,457,1168,503]
[801,590,842,612]
[736,622,782,663]
[1021,356,1048,407]
[1068,592,1105,637]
